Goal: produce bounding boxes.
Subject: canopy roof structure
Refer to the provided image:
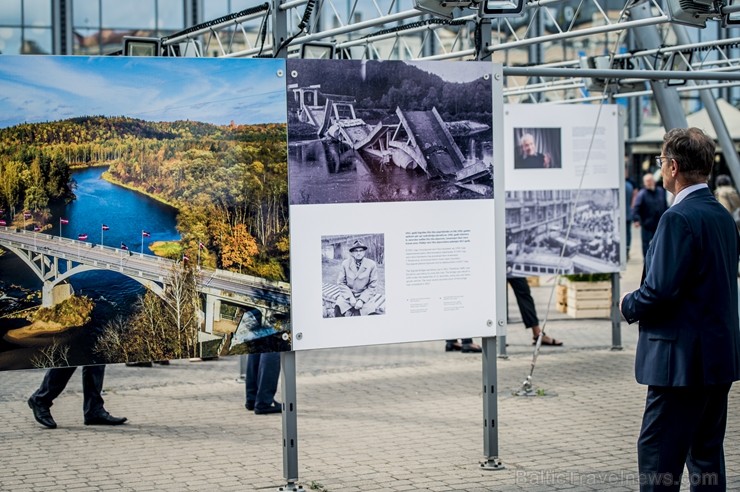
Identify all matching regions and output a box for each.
[630,99,740,153]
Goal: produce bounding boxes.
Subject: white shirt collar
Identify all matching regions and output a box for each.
[671,183,708,206]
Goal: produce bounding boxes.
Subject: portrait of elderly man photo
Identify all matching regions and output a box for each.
[334,239,379,317]
[514,130,560,169]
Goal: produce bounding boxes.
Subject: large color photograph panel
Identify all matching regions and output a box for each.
[0,56,291,371]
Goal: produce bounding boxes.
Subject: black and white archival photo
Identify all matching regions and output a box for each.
[506,189,620,276]
[321,234,386,319]
[287,59,493,205]
[513,127,562,169]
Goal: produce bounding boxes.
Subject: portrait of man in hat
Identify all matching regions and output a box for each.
[334,238,380,317]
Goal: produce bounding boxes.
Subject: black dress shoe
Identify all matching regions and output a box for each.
[461,343,482,353]
[28,398,57,429]
[84,411,127,426]
[254,401,282,415]
[245,401,255,411]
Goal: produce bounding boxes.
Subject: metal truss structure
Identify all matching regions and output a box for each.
[158,0,740,103]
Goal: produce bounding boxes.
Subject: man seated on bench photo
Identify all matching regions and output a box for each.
[334,239,380,317]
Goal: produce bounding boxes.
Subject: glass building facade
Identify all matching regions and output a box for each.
[0,0,255,55]
[0,0,53,54]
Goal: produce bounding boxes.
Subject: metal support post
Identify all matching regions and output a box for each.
[629,1,689,130]
[480,336,504,470]
[272,0,290,58]
[278,351,302,491]
[52,0,73,55]
[273,4,300,490]
[613,107,624,351]
[610,273,623,350]
[238,354,247,381]
[475,19,492,61]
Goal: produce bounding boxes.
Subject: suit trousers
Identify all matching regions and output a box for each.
[246,352,280,411]
[638,384,731,491]
[30,365,106,419]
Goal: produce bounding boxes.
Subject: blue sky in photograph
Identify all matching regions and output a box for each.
[0,56,287,129]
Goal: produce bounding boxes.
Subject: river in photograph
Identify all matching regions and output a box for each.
[288,139,491,205]
[0,166,180,368]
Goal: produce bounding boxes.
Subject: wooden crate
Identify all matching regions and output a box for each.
[562,280,612,319]
[526,276,540,287]
[555,284,568,313]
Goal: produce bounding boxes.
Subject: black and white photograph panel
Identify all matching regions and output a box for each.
[506,189,620,277]
[287,59,494,205]
[321,234,386,318]
[513,127,562,169]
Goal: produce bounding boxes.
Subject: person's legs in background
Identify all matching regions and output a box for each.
[246,352,282,414]
[641,228,655,259]
[445,339,481,353]
[508,277,563,346]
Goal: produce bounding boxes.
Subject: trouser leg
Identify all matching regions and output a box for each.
[508,277,539,328]
[30,367,77,408]
[638,386,717,492]
[641,229,654,258]
[246,354,260,405]
[82,365,106,418]
[255,352,280,410]
[685,384,731,491]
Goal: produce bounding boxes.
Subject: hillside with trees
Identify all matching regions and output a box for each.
[0,117,290,281]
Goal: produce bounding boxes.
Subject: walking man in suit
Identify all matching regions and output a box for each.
[620,127,740,491]
[28,365,127,429]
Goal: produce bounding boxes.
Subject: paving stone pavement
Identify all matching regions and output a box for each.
[1,235,739,491]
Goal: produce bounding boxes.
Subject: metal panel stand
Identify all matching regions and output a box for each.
[238,354,247,380]
[610,273,623,351]
[480,336,504,470]
[278,351,303,491]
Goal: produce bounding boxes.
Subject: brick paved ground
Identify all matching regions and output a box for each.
[1,235,739,491]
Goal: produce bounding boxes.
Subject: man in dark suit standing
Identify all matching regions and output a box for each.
[620,127,740,491]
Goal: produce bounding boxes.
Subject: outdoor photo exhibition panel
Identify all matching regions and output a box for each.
[287,59,499,351]
[504,104,623,278]
[0,56,291,371]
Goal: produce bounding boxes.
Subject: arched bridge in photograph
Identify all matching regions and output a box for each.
[0,227,290,333]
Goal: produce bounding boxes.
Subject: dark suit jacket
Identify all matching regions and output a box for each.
[621,187,740,386]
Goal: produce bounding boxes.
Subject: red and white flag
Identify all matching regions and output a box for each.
[198,242,205,250]
[78,233,88,241]
[102,224,110,231]
[142,230,151,237]
[121,243,128,250]
[60,218,69,224]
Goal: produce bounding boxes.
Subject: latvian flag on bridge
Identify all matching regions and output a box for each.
[102,224,110,231]
[142,230,151,237]
[121,243,128,251]
[60,218,69,224]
